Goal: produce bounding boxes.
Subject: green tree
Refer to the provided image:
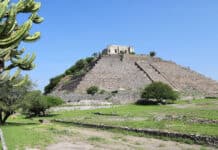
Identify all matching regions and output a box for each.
[87,86,99,95]
[149,51,156,57]
[0,75,33,124]
[22,90,47,117]
[22,91,63,117]
[0,0,43,84]
[141,82,178,104]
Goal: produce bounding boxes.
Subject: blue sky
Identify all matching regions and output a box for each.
[16,0,218,91]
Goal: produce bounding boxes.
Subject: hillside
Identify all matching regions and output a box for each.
[46,54,218,103]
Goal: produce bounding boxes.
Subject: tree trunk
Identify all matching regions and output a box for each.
[0,111,3,125]
[2,112,11,124]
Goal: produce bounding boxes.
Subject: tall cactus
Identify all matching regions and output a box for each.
[0,0,43,85]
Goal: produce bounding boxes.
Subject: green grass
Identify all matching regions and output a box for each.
[53,99,218,136]
[87,136,107,143]
[1,116,53,150]
[1,98,217,149]
[0,116,77,150]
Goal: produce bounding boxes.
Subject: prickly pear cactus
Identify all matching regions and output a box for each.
[0,0,43,85]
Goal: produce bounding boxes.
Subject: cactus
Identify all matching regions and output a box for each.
[0,0,43,85]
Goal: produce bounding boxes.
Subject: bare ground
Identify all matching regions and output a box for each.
[45,126,215,150]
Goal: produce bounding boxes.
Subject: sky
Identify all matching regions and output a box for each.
[14,0,218,91]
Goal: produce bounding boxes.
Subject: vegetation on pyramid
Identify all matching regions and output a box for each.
[0,0,43,86]
[44,56,98,94]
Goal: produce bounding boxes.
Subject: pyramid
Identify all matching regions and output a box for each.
[50,54,218,103]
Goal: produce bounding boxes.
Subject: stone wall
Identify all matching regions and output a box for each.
[54,120,218,147]
[51,90,140,104]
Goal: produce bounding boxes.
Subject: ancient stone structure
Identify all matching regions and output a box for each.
[102,45,134,55]
[50,53,218,104]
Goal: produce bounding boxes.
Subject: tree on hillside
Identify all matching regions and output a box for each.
[149,51,156,57]
[87,86,99,95]
[0,75,33,124]
[0,0,43,85]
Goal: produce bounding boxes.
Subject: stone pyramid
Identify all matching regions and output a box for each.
[51,54,218,103]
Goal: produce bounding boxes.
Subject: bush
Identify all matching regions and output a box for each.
[141,82,179,104]
[22,91,64,117]
[46,96,64,107]
[149,51,156,57]
[87,86,99,95]
[99,89,106,94]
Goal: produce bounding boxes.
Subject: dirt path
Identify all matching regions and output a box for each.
[46,126,214,150]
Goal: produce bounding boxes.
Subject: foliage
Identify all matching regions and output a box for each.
[0,0,43,85]
[86,86,99,95]
[0,75,33,124]
[99,89,106,94]
[141,82,179,104]
[22,91,47,116]
[44,57,97,94]
[149,51,156,57]
[46,95,64,107]
[22,91,63,117]
[44,74,64,94]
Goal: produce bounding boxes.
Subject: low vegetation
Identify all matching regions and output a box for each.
[149,51,156,57]
[54,99,218,137]
[141,82,179,104]
[1,98,217,149]
[86,86,99,95]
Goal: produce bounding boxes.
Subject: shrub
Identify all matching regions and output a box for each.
[130,52,135,55]
[87,86,99,95]
[149,51,156,57]
[99,89,106,94]
[22,91,48,116]
[141,82,179,104]
[22,91,64,117]
[46,96,64,107]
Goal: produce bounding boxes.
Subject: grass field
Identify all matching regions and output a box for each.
[0,98,217,149]
[54,99,218,136]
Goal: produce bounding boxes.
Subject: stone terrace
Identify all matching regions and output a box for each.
[151,61,218,97]
[74,55,151,93]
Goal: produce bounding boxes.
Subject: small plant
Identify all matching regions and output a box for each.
[99,89,106,94]
[141,82,179,104]
[130,52,135,55]
[120,53,124,61]
[87,86,99,95]
[149,51,156,57]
